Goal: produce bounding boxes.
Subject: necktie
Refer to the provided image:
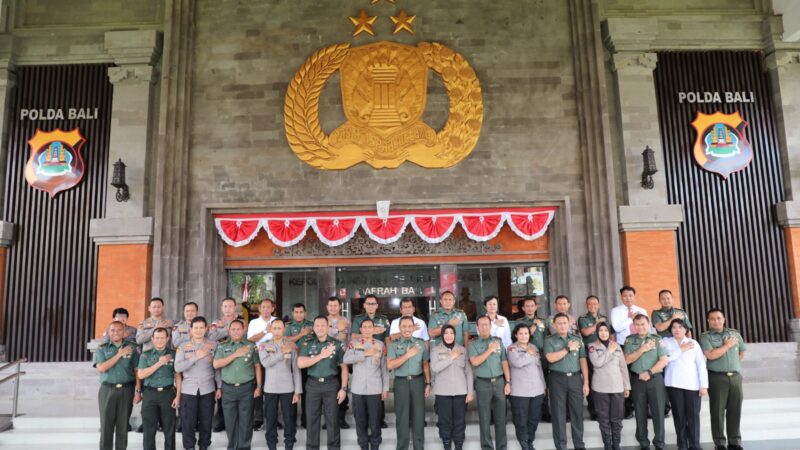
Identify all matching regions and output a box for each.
[628,307,636,334]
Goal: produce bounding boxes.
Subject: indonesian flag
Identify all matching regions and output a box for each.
[242,276,250,303]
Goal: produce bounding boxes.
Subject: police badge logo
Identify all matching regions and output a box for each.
[24,128,86,197]
[284,41,483,169]
[691,111,753,178]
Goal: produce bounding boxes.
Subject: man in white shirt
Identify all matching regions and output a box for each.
[246,298,277,431]
[610,286,648,347]
[609,285,648,420]
[483,295,512,348]
[389,298,430,343]
[247,298,277,345]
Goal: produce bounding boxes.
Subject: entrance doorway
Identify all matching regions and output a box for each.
[227,263,549,328]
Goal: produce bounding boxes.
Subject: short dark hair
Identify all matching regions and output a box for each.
[522,297,537,308]
[658,289,673,298]
[512,323,530,343]
[314,315,329,324]
[706,308,724,319]
[620,286,636,295]
[108,320,124,329]
[400,298,415,307]
[585,295,599,303]
[149,297,164,306]
[360,318,374,328]
[327,296,342,305]
[483,295,498,306]
[364,294,378,302]
[670,318,689,332]
[553,312,570,322]
[259,298,275,306]
[153,327,169,338]
[292,303,306,311]
[191,316,207,327]
[229,319,245,328]
[221,297,236,305]
[633,314,649,323]
[112,307,129,318]
[554,295,570,304]
[399,316,415,326]
[184,302,199,311]
[476,315,491,325]
[440,290,455,299]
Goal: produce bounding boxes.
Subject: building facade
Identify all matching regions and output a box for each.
[0,0,799,362]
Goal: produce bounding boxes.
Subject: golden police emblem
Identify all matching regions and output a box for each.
[284,41,483,169]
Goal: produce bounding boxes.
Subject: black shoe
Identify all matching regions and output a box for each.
[715,446,727,450]
[624,410,634,420]
[729,446,743,450]
[176,424,181,432]
[590,413,598,421]
[127,423,132,432]
[253,420,264,431]
[277,421,283,429]
[380,420,388,429]
[339,420,350,429]
[213,423,225,432]
[136,424,144,433]
[322,423,326,430]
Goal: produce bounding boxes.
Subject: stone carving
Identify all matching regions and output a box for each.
[273,230,501,257]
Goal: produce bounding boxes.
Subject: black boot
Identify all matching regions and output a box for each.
[454,442,463,450]
[442,440,452,450]
[612,432,622,450]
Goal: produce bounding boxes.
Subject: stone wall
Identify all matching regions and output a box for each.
[185,0,591,312]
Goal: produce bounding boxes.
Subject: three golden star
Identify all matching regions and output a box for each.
[349,9,377,36]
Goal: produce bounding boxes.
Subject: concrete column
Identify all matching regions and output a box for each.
[103,30,162,217]
[89,30,162,336]
[611,51,667,205]
[766,38,800,340]
[609,50,684,311]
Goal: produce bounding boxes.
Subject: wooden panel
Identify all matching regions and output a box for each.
[655,51,791,342]
[2,65,111,361]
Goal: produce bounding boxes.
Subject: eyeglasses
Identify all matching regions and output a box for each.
[364,302,378,306]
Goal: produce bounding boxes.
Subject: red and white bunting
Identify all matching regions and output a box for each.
[263,218,310,247]
[410,215,458,244]
[362,217,409,244]
[215,219,261,247]
[214,207,557,248]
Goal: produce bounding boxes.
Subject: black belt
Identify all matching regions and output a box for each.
[477,376,505,383]
[395,374,423,380]
[709,370,739,377]
[102,381,135,388]
[310,376,337,383]
[145,386,174,392]
[551,371,580,377]
[223,380,254,387]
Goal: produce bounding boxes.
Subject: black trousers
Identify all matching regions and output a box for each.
[594,392,624,446]
[294,368,308,427]
[353,393,382,448]
[305,377,340,450]
[509,394,543,446]
[98,383,135,450]
[179,390,215,450]
[435,394,467,445]
[548,372,585,450]
[667,387,702,450]
[264,392,296,448]
[142,388,176,450]
[631,373,666,449]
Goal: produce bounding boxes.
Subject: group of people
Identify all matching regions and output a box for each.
[94,286,746,450]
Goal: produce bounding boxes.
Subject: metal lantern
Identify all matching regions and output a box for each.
[111,158,130,202]
[641,146,658,190]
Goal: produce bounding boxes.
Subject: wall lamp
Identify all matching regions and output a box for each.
[111,158,130,202]
[641,146,658,190]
